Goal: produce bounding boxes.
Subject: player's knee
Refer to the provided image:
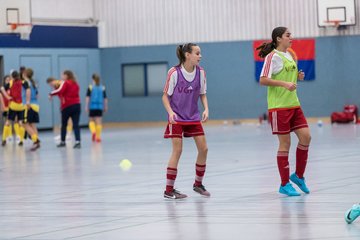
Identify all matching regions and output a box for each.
[303,134,311,145]
[198,146,208,155]
[172,147,182,156]
[280,140,291,150]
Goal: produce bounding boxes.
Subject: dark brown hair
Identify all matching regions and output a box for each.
[46,77,56,83]
[19,66,26,80]
[176,43,198,66]
[2,75,10,86]
[92,73,100,86]
[63,70,76,82]
[256,27,287,58]
[11,71,20,80]
[24,68,36,88]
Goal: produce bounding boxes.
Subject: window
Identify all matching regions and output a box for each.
[122,63,167,97]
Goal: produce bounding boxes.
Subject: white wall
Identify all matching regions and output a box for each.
[31,0,95,26]
[94,0,360,48]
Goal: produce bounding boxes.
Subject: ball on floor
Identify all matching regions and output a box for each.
[119,159,132,171]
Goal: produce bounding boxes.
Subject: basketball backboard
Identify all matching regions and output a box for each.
[317,0,356,27]
[0,0,32,39]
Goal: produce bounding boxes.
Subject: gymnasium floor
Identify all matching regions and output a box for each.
[1,122,360,240]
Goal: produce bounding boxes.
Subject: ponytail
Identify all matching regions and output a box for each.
[256,42,276,58]
[256,26,288,58]
[176,43,197,66]
[92,73,101,86]
[24,68,36,88]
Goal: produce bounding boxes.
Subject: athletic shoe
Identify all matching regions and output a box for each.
[1,140,6,146]
[345,204,360,224]
[96,138,101,143]
[290,173,310,194]
[18,141,23,146]
[164,189,188,199]
[57,142,66,147]
[73,142,81,149]
[92,133,96,142]
[193,184,211,197]
[279,183,301,196]
[30,140,40,151]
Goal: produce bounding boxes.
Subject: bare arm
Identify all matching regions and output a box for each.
[25,88,31,107]
[103,98,108,112]
[85,96,90,112]
[0,87,11,100]
[259,76,296,91]
[200,94,209,122]
[0,94,4,112]
[162,93,177,124]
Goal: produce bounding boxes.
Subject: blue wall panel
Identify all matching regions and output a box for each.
[0,48,100,129]
[19,55,53,128]
[58,55,90,125]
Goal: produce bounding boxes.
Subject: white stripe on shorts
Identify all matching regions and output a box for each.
[272,111,278,132]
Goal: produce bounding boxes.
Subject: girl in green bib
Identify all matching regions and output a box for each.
[257,27,311,197]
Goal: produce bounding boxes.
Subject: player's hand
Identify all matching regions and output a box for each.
[283,82,297,91]
[26,103,31,109]
[298,70,305,81]
[169,112,177,124]
[104,107,108,113]
[202,109,209,122]
[85,107,89,113]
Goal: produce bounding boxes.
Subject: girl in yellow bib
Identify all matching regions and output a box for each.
[257,27,311,197]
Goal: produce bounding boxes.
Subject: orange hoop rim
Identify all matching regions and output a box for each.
[8,23,33,30]
[323,20,341,27]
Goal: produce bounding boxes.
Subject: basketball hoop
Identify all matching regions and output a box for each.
[7,23,33,40]
[323,20,346,30]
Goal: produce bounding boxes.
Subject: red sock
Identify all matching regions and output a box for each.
[277,151,289,186]
[166,167,177,192]
[296,144,309,179]
[194,164,206,187]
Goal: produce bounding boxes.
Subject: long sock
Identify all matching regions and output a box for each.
[14,123,20,138]
[166,167,177,193]
[296,144,309,179]
[95,125,102,140]
[277,151,290,186]
[9,125,12,138]
[89,121,96,134]
[2,126,7,141]
[31,134,38,143]
[2,125,10,141]
[19,126,25,142]
[194,164,206,187]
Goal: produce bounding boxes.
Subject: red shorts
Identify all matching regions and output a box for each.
[269,108,308,135]
[164,123,205,138]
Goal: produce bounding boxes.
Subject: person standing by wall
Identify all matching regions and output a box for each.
[49,70,81,149]
[85,73,108,142]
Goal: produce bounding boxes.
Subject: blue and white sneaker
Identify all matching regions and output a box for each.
[279,182,301,196]
[290,173,310,194]
[345,204,360,224]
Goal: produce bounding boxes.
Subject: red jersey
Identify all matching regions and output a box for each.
[50,79,80,110]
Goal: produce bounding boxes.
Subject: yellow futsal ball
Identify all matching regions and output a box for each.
[119,159,132,171]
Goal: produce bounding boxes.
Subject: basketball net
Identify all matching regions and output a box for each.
[8,23,33,40]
